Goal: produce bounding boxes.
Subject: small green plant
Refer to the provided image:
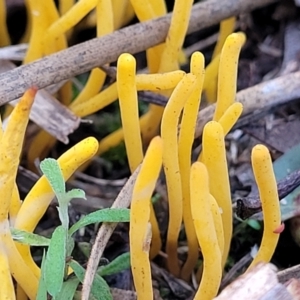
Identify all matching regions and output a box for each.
[11,158,131,300]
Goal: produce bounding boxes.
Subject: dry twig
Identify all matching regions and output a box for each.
[0,0,277,104]
[81,166,141,300]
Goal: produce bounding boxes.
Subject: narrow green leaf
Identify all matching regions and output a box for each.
[40,158,65,196]
[37,251,48,300]
[56,276,80,300]
[98,252,130,277]
[69,208,130,236]
[69,260,112,300]
[44,225,67,297]
[65,188,86,201]
[11,227,50,246]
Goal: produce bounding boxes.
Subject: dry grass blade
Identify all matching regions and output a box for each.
[81,165,141,300]
[0,0,277,104]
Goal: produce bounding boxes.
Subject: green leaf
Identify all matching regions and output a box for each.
[69,260,112,300]
[44,225,67,297]
[98,252,130,277]
[40,158,65,196]
[11,228,51,246]
[56,276,80,300]
[69,208,130,236]
[65,188,86,201]
[246,219,261,231]
[37,251,48,300]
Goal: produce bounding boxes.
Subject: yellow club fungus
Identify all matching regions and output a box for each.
[197,102,243,162]
[161,73,197,276]
[190,162,222,300]
[15,137,99,278]
[59,0,75,15]
[0,0,10,47]
[142,0,194,143]
[202,121,232,268]
[130,136,163,300]
[0,248,15,300]
[212,17,236,59]
[202,53,220,103]
[0,116,21,226]
[217,102,243,136]
[203,17,235,103]
[117,53,161,257]
[0,88,38,300]
[247,145,281,270]
[71,0,114,107]
[214,32,246,121]
[136,71,185,91]
[129,0,165,74]
[117,53,143,172]
[45,0,98,42]
[178,52,205,281]
[209,194,224,256]
[70,70,185,117]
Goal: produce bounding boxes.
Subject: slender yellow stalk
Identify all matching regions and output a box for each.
[0,89,38,299]
[15,137,98,277]
[112,0,128,29]
[136,71,185,91]
[117,53,143,171]
[202,54,220,103]
[17,137,99,231]
[0,0,10,46]
[209,194,224,255]
[70,82,118,117]
[9,185,22,226]
[118,53,161,258]
[0,245,15,300]
[161,74,196,276]
[1,221,38,300]
[142,0,194,143]
[130,136,163,300]
[214,32,246,121]
[0,88,36,221]
[71,71,185,117]
[72,0,114,107]
[179,52,205,281]
[197,102,243,162]
[212,18,236,59]
[247,145,281,270]
[202,121,232,268]
[45,0,98,42]
[217,102,243,135]
[158,0,193,73]
[23,1,48,63]
[190,162,222,300]
[59,0,75,15]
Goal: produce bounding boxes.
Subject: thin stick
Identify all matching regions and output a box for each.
[236,169,300,219]
[81,166,140,300]
[195,71,300,138]
[0,0,277,104]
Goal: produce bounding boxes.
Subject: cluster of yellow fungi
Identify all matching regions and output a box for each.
[0,0,283,299]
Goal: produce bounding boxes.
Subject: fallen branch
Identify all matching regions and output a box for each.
[237,168,300,220]
[194,71,300,138]
[0,0,277,104]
